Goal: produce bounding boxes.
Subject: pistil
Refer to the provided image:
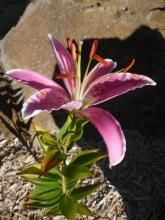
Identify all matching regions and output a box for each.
[75,41,83,100]
[79,40,98,99]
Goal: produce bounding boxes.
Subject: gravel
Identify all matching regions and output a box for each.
[0,132,127,220]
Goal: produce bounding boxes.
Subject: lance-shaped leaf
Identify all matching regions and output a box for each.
[66,178,77,190]
[58,114,72,142]
[26,186,63,208]
[33,124,48,153]
[70,182,101,201]
[59,196,76,220]
[63,164,91,180]
[58,114,87,148]
[41,149,66,175]
[29,187,60,200]
[28,187,62,203]
[40,132,57,147]
[33,124,58,153]
[19,163,61,188]
[76,203,94,217]
[43,204,61,216]
[39,132,58,153]
[26,195,61,208]
[68,118,87,143]
[70,149,107,167]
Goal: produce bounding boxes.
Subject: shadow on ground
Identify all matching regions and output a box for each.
[53,25,165,220]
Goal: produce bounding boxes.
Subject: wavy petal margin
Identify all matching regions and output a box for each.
[84,72,156,105]
[6,69,62,90]
[83,107,126,166]
[22,88,70,121]
[48,34,76,95]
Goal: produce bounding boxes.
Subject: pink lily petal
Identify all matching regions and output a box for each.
[85,59,117,88]
[83,107,126,166]
[6,69,63,91]
[61,100,83,111]
[48,34,76,95]
[84,72,156,105]
[22,88,70,121]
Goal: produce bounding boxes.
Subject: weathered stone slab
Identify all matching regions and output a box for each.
[0,0,164,132]
[1,0,164,77]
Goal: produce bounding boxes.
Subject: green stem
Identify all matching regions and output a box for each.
[62,171,66,194]
[75,41,83,100]
[79,58,92,98]
[83,58,92,81]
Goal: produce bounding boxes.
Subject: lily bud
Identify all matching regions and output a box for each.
[89,39,98,59]
[67,37,73,50]
[71,41,77,62]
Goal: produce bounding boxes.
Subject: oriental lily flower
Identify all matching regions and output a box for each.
[6,34,156,166]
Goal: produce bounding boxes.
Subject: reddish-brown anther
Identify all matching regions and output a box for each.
[56,73,75,79]
[94,54,109,66]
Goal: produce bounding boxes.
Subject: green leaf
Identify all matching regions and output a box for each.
[33,124,49,153]
[76,203,94,217]
[68,118,87,143]
[34,124,58,153]
[58,115,87,149]
[41,149,66,175]
[19,163,61,188]
[60,196,76,220]
[63,165,91,180]
[26,198,61,208]
[70,149,107,167]
[70,183,101,201]
[66,178,76,190]
[43,204,61,216]
[29,187,61,201]
[41,132,57,146]
[26,186,63,208]
[58,115,72,142]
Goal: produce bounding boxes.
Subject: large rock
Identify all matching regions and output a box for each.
[0,0,164,132]
[1,0,165,81]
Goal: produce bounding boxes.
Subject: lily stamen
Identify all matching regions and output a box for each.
[56,73,75,79]
[123,58,135,72]
[94,54,109,66]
